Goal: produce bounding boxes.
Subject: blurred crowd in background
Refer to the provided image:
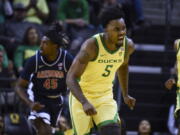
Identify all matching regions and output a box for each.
[0,0,149,135]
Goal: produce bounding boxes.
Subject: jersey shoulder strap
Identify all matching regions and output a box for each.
[35,51,39,73]
[177,39,180,53]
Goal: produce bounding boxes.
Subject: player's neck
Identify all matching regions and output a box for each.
[46,50,59,62]
[104,34,119,51]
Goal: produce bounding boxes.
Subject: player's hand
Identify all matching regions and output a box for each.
[123,95,136,110]
[82,101,97,116]
[29,102,45,111]
[165,78,176,90]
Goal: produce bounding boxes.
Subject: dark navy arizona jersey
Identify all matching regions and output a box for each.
[21,49,73,97]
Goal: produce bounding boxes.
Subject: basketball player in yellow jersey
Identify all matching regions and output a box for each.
[165,39,180,135]
[66,4,136,135]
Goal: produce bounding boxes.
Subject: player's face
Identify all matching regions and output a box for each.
[14,9,26,21]
[105,18,126,47]
[138,120,151,134]
[40,36,57,56]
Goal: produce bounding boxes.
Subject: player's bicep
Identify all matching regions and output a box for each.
[69,49,90,78]
[20,56,36,81]
[17,78,29,88]
[68,38,96,78]
[127,39,135,56]
[174,39,180,51]
[123,38,135,65]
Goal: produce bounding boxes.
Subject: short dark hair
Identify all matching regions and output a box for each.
[98,4,125,28]
[45,21,69,48]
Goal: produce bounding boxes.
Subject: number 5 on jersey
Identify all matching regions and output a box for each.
[102,65,113,77]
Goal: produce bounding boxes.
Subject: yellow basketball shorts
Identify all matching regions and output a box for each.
[69,93,120,135]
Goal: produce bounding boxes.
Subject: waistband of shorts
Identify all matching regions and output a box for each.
[46,94,61,99]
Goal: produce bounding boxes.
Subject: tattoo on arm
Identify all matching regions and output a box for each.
[77,50,90,64]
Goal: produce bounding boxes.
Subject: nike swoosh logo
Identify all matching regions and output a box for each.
[39,65,44,68]
[100,54,106,57]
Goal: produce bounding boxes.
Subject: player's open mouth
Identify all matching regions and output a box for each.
[118,36,124,40]
[118,37,124,41]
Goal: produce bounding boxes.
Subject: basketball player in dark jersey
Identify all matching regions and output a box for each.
[15,22,73,135]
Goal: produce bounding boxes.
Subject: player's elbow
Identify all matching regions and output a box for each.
[14,81,22,94]
[66,72,74,87]
[14,85,23,98]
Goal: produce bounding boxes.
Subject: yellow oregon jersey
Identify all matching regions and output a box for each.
[64,129,73,135]
[79,33,127,98]
[175,39,180,117]
[177,39,180,87]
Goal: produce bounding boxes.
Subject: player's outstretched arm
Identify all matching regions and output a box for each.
[66,38,97,116]
[117,38,136,110]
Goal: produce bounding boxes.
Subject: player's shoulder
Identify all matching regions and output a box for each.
[126,37,135,55]
[21,53,38,75]
[62,49,74,61]
[26,53,37,64]
[81,37,97,51]
[79,37,98,60]
[174,39,180,51]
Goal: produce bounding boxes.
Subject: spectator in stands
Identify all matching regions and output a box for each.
[87,0,101,27]
[138,119,152,135]
[57,0,94,55]
[0,0,13,24]
[14,26,40,74]
[0,50,15,88]
[131,0,145,26]
[54,116,73,135]
[0,3,38,59]
[0,1,5,24]
[0,45,8,68]
[46,0,59,24]
[13,0,49,24]
[57,0,89,30]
